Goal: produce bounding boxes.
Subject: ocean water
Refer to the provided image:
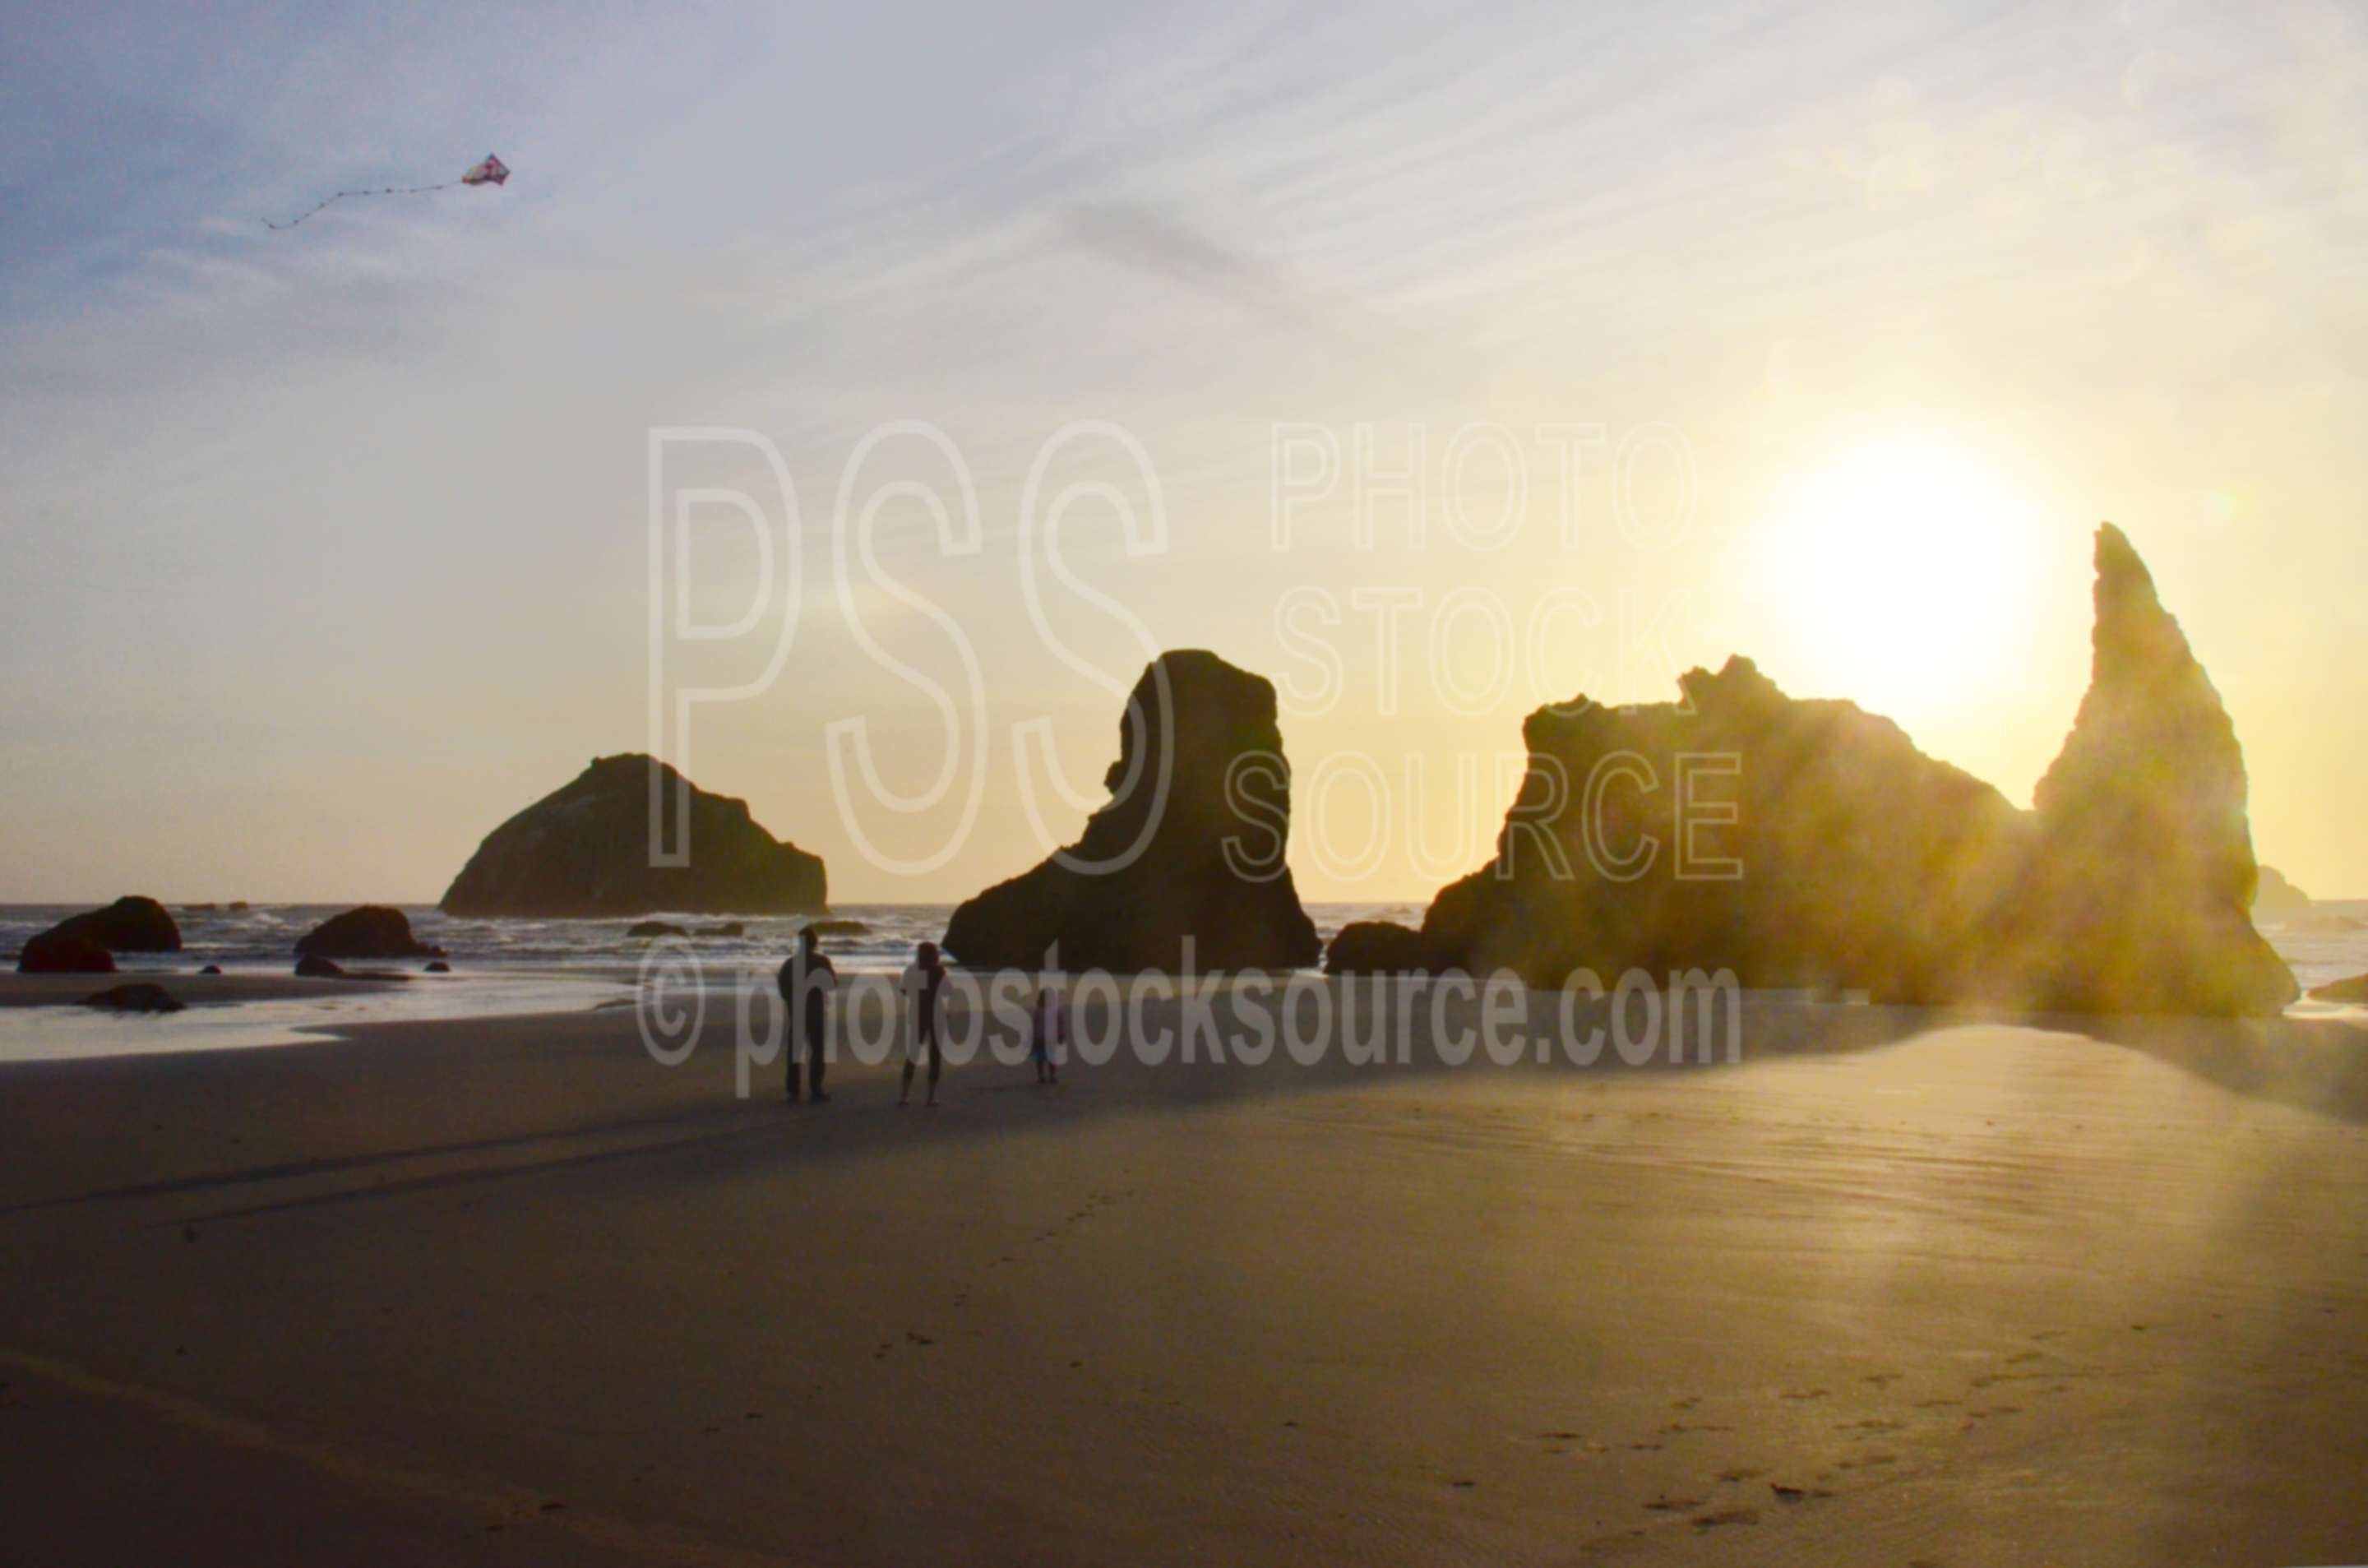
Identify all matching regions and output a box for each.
[0,901,1429,979]
[2,899,2361,985]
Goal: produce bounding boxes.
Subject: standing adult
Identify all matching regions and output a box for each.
[777,925,836,1103]
[900,941,948,1108]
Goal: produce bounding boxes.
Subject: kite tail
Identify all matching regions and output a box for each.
[265,181,458,230]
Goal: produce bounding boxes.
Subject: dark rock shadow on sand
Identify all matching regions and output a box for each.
[2079,1011,2368,1126]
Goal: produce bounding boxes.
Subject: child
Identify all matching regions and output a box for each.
[1029,984,1064,1085]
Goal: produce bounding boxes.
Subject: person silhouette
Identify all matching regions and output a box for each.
[1030,983,1064,1085]
[900,941,947,1108]
[776,925,835,1103]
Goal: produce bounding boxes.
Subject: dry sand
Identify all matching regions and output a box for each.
[2,983,2366,1566]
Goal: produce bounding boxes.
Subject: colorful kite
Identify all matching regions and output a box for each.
[266,154,511,230]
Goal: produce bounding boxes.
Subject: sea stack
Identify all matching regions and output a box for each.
[943,650,1320,973]
[2250,865,2310,923]
[1418,524,2295,1016]
[1984,525,2296,1015]
[1418,655,2031,999]
[440,754,826,918]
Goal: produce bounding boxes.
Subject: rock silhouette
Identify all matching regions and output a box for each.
[294,906,444,960]
[440,755,826,918]
[2307,973,2368,1004]
[1421,654,2029,1000]
[2251,865,2311,923]
[945,650,1320,974]
[1984,525,2295,1015]
[1324,921,1452,976]
[16,933,116,974]
[82,983,185,1014]
[294,955,349,978]
[35,896,181,954]
[1418,525,2296,1016]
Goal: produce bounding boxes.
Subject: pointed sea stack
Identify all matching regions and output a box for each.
[1982,525,2296,1015]
[943,650,1320,973]
[440,755,827,918]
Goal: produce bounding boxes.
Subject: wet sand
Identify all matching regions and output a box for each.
[0,970,411,1009]
[2,984,2366,1566]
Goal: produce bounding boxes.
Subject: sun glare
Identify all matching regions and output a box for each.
[1749,434,2042,717]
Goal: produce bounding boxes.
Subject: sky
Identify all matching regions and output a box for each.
[2,0,2364,904]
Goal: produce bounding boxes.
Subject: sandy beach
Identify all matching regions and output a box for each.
[3,983,2365,1566]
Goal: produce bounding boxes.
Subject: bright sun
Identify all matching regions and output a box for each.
[1750,434,2042,715]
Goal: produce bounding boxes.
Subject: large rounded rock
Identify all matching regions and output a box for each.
[441,754,826,918]
[39,896,181,953]
[17,932,116,974]
[294,906,444,960]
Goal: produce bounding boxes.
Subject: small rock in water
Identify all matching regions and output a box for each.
[294,955,348,978]
[423,960,451,974]
[2307,971,2368,1004]
[293,904,443,960]
[198,964,224,975]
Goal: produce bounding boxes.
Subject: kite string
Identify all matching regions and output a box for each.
[265,181,458,230]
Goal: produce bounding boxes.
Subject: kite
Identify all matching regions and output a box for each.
[266,154,511,230]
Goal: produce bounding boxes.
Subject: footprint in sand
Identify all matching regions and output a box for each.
[1715,1467,1764,1483]
[1778,1388,1829,1402]
[1769,1483,1835,1503]
[1642,1496,1705,1512]
[1692,1506,1757,1529]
